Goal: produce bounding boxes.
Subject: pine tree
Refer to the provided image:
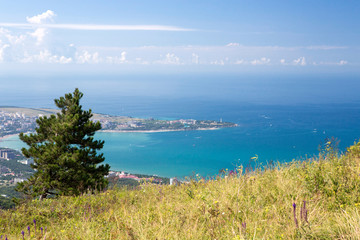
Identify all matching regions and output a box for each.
[16,88,110,200]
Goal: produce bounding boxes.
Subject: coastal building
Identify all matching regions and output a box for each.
[170,178,180,186]
[13,178,25,184]
[0,150,8,160]
[17,159,29,165]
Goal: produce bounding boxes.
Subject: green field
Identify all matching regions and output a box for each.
[0,107,59,117]
[0,106,137,122]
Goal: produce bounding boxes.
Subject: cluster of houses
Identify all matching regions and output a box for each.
[169,119,197,125]
[0,148,29,164]
[0,111,37,136]
[0,148,31,187]
[92,115,201,131]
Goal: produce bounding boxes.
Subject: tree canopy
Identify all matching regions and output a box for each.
[16,88,110,199]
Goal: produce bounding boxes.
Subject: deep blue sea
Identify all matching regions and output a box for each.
[1,73,360,177]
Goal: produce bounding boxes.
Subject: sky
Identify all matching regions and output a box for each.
[0,0,359,74]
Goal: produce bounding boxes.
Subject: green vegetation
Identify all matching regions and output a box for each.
[0,186,23,209]
[17,89,110,200]
[1,140,360,239]
[107,174,169,189]
[0,158,33,178]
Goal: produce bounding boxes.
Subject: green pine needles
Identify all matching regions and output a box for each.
[16,88,110,200]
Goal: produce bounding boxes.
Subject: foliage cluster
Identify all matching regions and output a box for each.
[0,187,23,209]
[1,140,360,239]
[16,89,110,200]
[0,195,15,209]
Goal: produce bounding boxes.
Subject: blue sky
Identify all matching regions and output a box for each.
[0,0,359,74]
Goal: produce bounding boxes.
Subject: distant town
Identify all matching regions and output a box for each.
[0,148,34,188]
[0,110,37,137]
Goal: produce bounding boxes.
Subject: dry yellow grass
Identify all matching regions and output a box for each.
[1,140,360,239]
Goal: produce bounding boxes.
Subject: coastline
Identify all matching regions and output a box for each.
[99,127,220,133]
[0,133,19,141]
[0,127,225,140]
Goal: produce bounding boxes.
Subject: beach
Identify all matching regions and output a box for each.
[99,127,220,133]
[0,134,19,141]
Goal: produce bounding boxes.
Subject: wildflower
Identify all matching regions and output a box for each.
[28,225,30,235]
[241,222,246,231]
[229,170,236,176]
[300,200,308,223]
[21,230,25,240]
[33,219,37,233]
[293,203,298,228]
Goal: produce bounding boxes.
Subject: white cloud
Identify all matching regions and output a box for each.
[156,53,181,65]
[314,60,349,66]
[0,11,356,68]
[120,51,127,62]
[21,49,72,64]
[0,27,27,45]
[234,59,245,65]
[29,28,47,44]
[0,43,10,62]
[226,43,240,47]
[106,51,127,64]
[338,60,348,65]
[0,23,194,32]
[2,9,194,33]
[135,57,150,65]
[293,57,306,66]
[26,10,56,24]
[251,57,270,65]
[211,60,225,65]
[192,53,199,64]
[0,11,58,62]
[76,50,101,64]
[58,56,73,64]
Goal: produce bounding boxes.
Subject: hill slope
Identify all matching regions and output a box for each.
[1,141,360,239]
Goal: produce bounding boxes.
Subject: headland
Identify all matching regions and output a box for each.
[0,106,238,137]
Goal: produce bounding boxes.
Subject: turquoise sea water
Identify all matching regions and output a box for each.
[1,73,360,177]
[1,104,360,178]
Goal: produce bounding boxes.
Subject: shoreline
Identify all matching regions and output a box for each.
[99,127,220,133]
[0,127,227,139]
[0,133,19,141]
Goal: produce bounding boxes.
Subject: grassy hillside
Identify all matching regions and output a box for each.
[1,141,360,239]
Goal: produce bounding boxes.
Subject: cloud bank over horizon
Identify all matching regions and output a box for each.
[0,10,357,72]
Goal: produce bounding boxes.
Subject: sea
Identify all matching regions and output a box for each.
[0,72,360,178]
